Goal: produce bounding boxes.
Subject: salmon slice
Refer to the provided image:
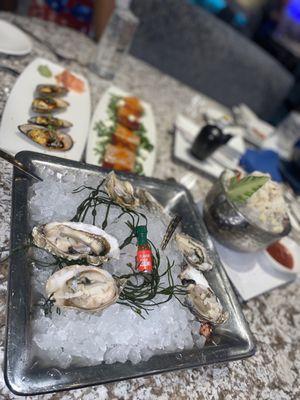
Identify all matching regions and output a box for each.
[102,144,136,172]
[112,124,140,152]
[56,69,85,93]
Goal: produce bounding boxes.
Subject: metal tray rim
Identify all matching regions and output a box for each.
[5,151,255,396]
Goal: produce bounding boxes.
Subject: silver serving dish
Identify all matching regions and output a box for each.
[203,171,291,252]
[5,152,255,396]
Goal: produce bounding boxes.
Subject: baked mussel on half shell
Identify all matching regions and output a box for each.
[32,97,69,113]
[32,222,120,265]
[18,124,73,151]
[28,115,73,129]
[46,265,122,311]
[36,84,68,97]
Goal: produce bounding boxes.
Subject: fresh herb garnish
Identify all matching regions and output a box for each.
[227,175,269,204]
[107,94,121,122]
[37,65,52,78]
[93,120,115,161]
[135,124,154,152]
[134,161,144,175]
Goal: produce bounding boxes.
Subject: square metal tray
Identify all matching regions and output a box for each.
[5,151,255,396]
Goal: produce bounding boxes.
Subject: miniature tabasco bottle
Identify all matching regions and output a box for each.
[135,226,153,273]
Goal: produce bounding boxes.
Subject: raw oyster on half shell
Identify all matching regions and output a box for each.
[46,265,122,311]
[104,171,140,209]
[104,171,166,214]
[176,233,212,271]
[32,221,120,265]
[179,265,228,325]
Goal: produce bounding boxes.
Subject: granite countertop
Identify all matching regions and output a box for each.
[0,13,299,400]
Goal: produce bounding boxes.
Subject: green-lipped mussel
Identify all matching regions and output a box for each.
[18,124,73,151]
[32,97,69,113]
[36,84,68,97]
[28,115,73,129]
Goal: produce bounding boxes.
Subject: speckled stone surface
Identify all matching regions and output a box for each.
[0,13,299,400]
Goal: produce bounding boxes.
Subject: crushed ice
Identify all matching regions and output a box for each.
[28,166,204,368]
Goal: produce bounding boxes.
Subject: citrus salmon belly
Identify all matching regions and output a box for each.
[112,124,140,152]
[103,143,136,172]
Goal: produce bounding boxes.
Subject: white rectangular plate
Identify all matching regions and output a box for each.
[0,57,90,161]
[86,85,156,176]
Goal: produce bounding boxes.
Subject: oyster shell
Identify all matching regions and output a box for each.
[28,116,73,129]
[179,265,228,325]
[32,222,120,265]
[176,233,212,271]
[36,84,68,97]
[46,265,122,311]
[18,124,73,151]
[32,97,69,113]
[104,171,166,213]
[135,188,166,214]
[104,171,140,209]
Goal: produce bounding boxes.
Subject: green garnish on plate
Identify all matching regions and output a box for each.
[37,65,52,78]
[227,175,269,204]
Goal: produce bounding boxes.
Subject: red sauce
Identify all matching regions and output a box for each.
[267,242,294,269]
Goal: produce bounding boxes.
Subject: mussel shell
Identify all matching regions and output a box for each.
[36,84,68,97]
[28,116,73,129]
[18,124,73,151]
[32,97,69,113]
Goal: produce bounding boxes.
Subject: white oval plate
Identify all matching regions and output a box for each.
[0,20,32,56]
[86,85,157,176]
[0,57,91,161]
[263,237,300,276]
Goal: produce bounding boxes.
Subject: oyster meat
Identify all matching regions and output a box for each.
[32,222,120,265]
[36,84,68,97]
[18,124,73,151]
[32,97,69,113]
[28,115,73,129]
[179,265,228,325]
[176,233,212,271]
[46,265,122,311]
[104,171,140,209]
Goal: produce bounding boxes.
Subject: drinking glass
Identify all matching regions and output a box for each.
[91,7,139,80]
